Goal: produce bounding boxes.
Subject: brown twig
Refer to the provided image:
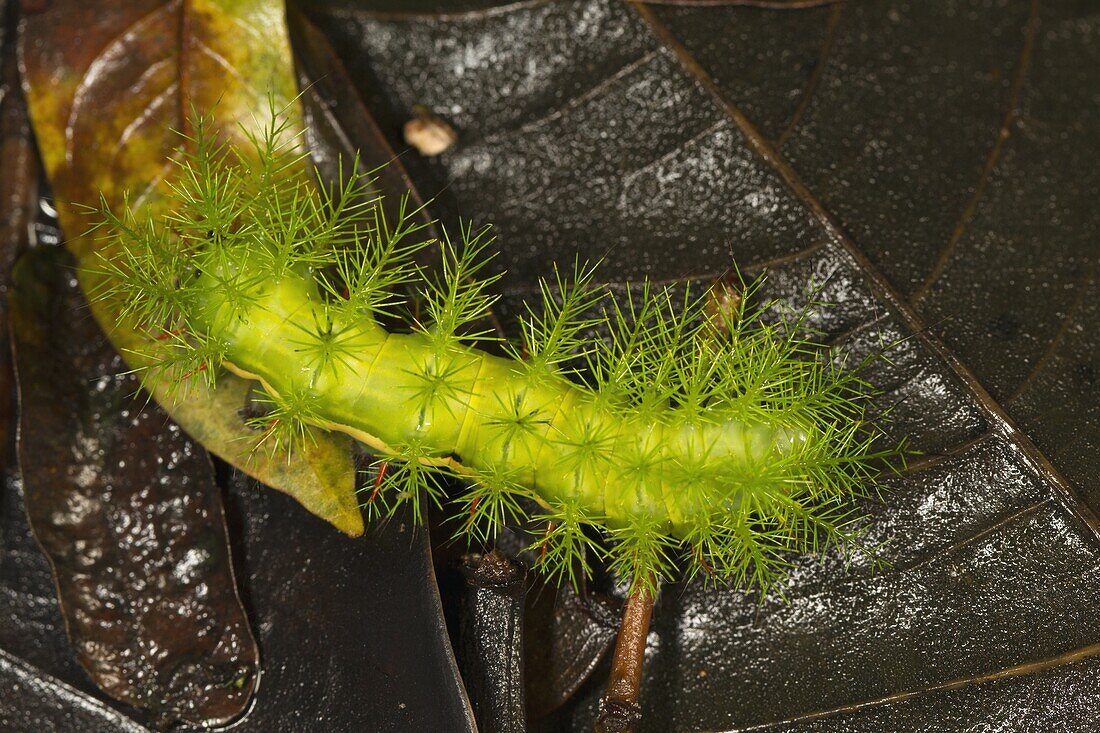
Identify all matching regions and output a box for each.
[594,577,657,733]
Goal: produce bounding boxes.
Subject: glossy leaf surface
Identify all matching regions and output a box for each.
[2,0,1098,729]
[308,1,1100,729]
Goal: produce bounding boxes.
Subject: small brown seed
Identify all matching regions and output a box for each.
[705,278,743,335]
[403,107,457,156]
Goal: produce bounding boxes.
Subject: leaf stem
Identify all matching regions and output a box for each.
[594,575,657,733]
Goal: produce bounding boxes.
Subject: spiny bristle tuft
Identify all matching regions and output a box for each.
[320,192,434,321]
[484,389,549,455]
[246,385,322,460]
[511,258,604,379]
[456,464,531,545]
[606,515,679,593]
[416,222,502,347]
[361,441,451,524]
[405,351,478,422]
[551,412,616,483]
[530,499,602,589]
[287,309,370,379]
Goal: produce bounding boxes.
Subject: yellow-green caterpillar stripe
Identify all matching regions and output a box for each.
[200,270,802,536]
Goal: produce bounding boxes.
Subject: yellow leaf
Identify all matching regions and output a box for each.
[22,0,362,535]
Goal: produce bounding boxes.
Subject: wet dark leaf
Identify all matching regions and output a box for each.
[457,551,528,733]
[290,5,437,242]
[0,649,148,733]
[10,246,258,727]
[641,0,839,8]
[523,582,620,720]
[220,467,476,732]
[306,1,1100,730]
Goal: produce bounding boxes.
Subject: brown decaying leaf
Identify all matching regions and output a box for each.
[5,0,261,721]
[18,0,362,535]
[0,0,35,466]
[0,1,100,704]
[10,246,258,727]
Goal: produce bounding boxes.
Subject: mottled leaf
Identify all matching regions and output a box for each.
[18,0,361,535]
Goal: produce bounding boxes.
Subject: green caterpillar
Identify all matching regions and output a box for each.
[94,112,892,592]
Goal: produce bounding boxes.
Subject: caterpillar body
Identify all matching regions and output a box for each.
[96,114,891,591]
